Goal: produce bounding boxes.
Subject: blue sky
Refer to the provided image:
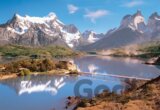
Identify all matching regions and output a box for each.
[0,0,160,33]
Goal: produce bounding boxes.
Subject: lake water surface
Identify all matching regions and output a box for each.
[0,56,160,110]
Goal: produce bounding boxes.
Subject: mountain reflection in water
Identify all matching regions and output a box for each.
[0,75,70,96]
[74,56,160,79]
[0,74,129,110]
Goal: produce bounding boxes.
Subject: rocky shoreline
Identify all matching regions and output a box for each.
[66,76,160,110]
[145,57,160,65]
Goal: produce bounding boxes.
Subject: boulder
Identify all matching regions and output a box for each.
[0,64,5,71]
[145,57,160,65]
[56,61,77,71]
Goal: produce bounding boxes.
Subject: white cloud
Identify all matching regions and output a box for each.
[67,4,79,14]
[123,1,144,8]
[84,9,109,23]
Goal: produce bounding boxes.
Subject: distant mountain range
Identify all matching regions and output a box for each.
[0,12,103,48]
[80,10,160,51]
[0,11,160,50]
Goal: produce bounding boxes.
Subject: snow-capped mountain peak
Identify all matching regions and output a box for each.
[14,12,57,24]
[84,30,98,43]
[6,12,63,35]
[120,10,146,33]
[133,10,145,29]
[149,12,160,20]
[81,30,105,44]
[0,12,81,48]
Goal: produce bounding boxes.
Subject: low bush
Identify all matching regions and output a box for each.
[0,44,78,58]
[4,58,57,73]
[19,69,31,76]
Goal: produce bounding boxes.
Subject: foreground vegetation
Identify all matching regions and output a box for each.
[0,58,78,80]
[0,44,80,58]
[66,76,160,110]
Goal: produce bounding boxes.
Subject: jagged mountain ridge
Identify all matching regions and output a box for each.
[148,12,160,39]
[80,10,160,51]
[120,10,146,33]
[0,11,160,50]
[79,30,105,46]
[0,13,81,48]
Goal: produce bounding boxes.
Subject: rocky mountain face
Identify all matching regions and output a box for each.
[80,28,145,51]
[80,11,160,51]
[148,12,160,39]
[120,10,146,33]
[0,13,81,48]
[79,30,105,46]
[0,11,160,50]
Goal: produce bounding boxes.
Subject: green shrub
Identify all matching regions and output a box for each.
[0,44,78,58]
[19,69,31,76]
[40,59,56,72]
[5,62,20,73]
[3,58,72,74]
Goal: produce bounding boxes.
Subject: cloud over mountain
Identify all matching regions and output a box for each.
[67,4,79,14]
[84,9,110,23]
[122,1,144,8]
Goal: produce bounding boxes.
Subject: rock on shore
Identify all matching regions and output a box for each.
[145,57,160,65]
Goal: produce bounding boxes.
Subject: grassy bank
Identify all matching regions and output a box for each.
[0,44,80,58]
[98,40,160,59]
[136,41,160,58]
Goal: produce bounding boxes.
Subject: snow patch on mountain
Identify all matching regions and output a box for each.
[82,30,105,44]
[15,12,57,24]
[4,13,81,48]
[120,10,146,33]
[61,30,81,47]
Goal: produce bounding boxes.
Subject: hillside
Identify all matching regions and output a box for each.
[0,44,79,58]
[98,40,160,58]
[76,75,160,110]
[79,11,160,51]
